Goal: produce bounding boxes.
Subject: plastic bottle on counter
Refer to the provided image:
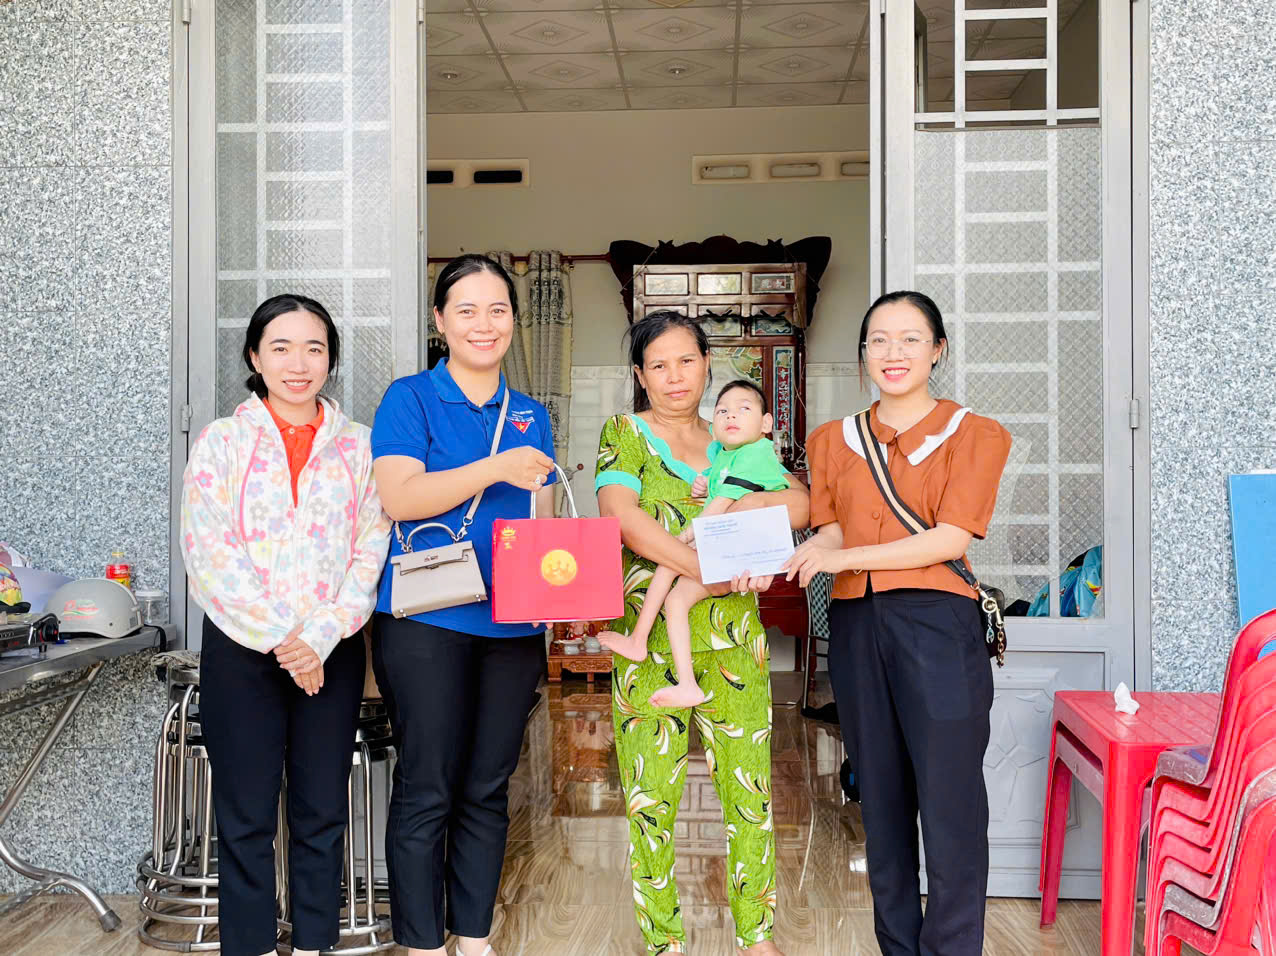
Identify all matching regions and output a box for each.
[134,588,168,626]
[105,548,132,591]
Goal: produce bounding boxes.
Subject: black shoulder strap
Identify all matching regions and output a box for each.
[853,410,979,593]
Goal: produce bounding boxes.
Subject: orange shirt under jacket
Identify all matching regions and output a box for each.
[264,398,324,506]
[807,399,1012,601]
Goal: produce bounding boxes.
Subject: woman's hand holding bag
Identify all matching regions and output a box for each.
[492,445,555,492]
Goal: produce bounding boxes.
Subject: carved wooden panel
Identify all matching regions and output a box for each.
[632,262,808,472]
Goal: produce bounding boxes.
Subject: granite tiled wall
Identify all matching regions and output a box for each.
[0,0,172,892]
[1148,0,1276,690]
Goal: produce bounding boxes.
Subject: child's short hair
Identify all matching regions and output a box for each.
[715,378,768,414]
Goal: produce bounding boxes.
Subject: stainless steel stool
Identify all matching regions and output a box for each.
[136,659,228,951]
[277,698,396,955]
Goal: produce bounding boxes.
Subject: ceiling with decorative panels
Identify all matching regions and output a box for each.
[425,0,1089,114]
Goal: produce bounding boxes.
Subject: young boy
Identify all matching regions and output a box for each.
[598,379,790,708]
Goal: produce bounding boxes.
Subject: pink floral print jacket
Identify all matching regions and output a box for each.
[181,394,391,663]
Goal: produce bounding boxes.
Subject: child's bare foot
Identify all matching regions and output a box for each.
[649,682,707,709]
[597,630,648,662]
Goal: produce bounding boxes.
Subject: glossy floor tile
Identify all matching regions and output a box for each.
[1,673,1137,955]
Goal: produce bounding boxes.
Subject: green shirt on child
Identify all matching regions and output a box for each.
[704,437,790,501]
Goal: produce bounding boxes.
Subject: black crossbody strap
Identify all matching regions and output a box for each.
[853,409,1006,666]
[853,410,979,593]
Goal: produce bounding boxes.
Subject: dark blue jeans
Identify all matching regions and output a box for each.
[371,613,545,950]
[828,587,993,956]
[200,618,364,956]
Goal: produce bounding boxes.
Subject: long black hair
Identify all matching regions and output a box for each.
[626,309,710,413]
[243,293,340,399]
[856,290,948,383]
[433,253,519,317]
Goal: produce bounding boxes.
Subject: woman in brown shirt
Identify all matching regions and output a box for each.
[784,291,1011,956]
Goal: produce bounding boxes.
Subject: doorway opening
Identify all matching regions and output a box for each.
[423,0,876,673]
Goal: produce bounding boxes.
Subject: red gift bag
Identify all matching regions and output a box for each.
[490,467,623,624]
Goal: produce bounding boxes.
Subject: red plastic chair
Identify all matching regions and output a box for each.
[1258,836,1276,955]
[1214,611,1276,723]
[1147,767,1276,956]
[1150,653,1276,836]
[1150,718,1276,861]
[1152,611,1276,802]
[1153,758,1276,894]
[1141,614,1276,956]
[1145,699,1276,955]
[1150,796,1276,956]
[1150,706,1276,869]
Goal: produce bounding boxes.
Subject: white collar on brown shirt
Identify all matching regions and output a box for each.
[841,400,972,466]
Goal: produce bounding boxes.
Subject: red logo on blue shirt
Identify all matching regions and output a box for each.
[508,409,535,433]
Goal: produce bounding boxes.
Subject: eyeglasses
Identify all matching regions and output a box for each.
[862,334,936,359]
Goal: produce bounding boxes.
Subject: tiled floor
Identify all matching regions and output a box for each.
[1,673,1122,956]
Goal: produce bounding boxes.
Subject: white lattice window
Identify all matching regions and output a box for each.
[913,0,1100,129]
[907,1,1104,616]
[213,0,396,426]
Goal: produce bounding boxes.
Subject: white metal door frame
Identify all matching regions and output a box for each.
[871,0,1142,898]
[876,0,1137,686]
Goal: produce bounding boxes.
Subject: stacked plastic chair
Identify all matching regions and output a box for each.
[1144,608,1276,956]
[1257,837,1276,954]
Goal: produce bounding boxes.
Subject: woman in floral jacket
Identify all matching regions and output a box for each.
[181,294,390,956]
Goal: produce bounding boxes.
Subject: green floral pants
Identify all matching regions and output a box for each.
[613,643,777,955]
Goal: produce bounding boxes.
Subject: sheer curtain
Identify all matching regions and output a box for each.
[487,249,574,464]
[429,250,574,463]
[520,250,573,463]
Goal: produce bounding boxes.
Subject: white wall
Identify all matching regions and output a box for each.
[428,104,874,514]
[426,105,871,367]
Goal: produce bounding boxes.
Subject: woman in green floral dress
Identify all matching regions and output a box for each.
[595,311,809,956]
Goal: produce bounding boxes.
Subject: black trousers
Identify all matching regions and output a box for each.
[371,613,544,950]
[827,587,994,956]
[200,618,365,956]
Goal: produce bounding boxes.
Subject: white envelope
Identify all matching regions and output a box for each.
[692,504,796,585]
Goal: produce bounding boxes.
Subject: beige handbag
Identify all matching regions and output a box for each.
[387,389,508,619]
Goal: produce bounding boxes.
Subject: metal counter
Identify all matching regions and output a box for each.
[0,626,167,930]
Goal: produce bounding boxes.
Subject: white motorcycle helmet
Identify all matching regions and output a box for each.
[47,578,143,638]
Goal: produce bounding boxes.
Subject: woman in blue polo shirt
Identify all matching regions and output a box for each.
[370,254,556,956]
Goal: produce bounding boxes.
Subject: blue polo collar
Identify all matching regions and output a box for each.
[430,358,507,409]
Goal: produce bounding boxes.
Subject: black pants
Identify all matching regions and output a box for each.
[371,613,545,949]
[200,618,365,956]
[827,587,993,956]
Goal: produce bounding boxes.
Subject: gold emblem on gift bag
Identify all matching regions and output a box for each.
[540,549,578,587]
